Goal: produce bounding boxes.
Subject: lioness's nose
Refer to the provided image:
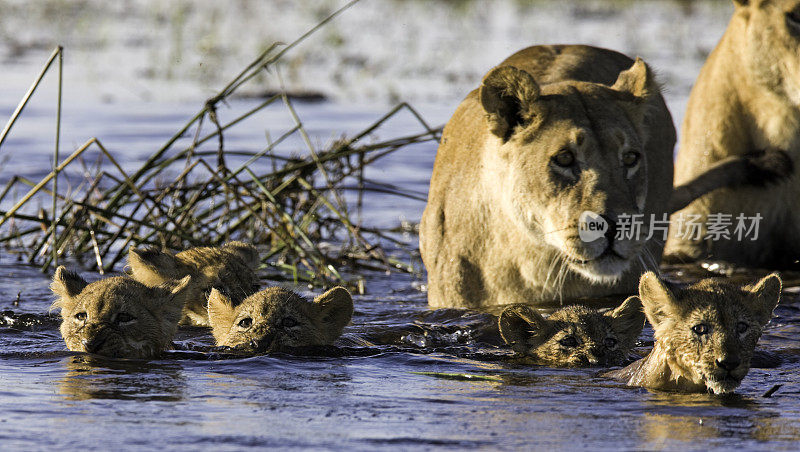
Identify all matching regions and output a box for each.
[601,215,617,245]
[716,357,741,371]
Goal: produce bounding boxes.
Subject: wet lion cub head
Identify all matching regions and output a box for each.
[51,266,191,359]
[128,241,259,326]
[498,297,644,367]
[639,272,781,394]
[207,286,353,351]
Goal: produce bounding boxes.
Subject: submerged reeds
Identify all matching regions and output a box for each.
[0,1,441,291]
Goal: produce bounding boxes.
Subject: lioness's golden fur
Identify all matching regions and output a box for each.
[666,0,800,266]
[606,272,780,394]
[128,241,259,326]
[208,286,353,351]
[421,45,676,308]
[51,266,192,359]
[499,297,644,367]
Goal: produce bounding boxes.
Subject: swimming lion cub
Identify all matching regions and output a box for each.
[128,241,259,326]
[51,266,192,359]
[498,297,644,367]
[207,286,353,352]
[607,272,781,394]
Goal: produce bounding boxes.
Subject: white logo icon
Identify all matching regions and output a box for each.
[578,211,608,242]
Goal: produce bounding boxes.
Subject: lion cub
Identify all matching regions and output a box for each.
[207,286,353,352]
[498,297,644,367]
[607,272,781,394]
[51,266,192,359]
[128,241,259,326]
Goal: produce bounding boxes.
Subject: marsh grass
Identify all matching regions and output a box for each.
[0,0,441,291]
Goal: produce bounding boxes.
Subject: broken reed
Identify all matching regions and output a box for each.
[0,1,442,288]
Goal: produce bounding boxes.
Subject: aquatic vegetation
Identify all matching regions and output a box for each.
[0,0,439,291]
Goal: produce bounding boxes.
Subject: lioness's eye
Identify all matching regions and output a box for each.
[736,322,749,334]
[74,312,87,321]
[604,337,618,348]
[238,317,253,328]
[281,317,298,329]
[622,151,640,167]
[552,150,575,167]
[692,323,709,336]
[115,312,135,324]
[558,336,578,347]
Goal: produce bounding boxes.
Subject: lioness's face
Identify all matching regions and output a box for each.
[208,286,353,351]
[739,0,800,103]
[639,272,781,394]
[480,61,657,284]
[51,267,189,359]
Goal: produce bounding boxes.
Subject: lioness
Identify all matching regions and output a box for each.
[51,266,192,359]
[128,241,259,326]
[606,272,781,394]
[665,0,800,266]
[207,286,353,351]
[421,45,789,309]
[498,297,644,367]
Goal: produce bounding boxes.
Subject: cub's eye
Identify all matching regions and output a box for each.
[604,337,618,348]
[281,317,298,329]
[622,151,640,167]
[238,317,253,329]
[692,323,709,336]
[74,312,87,321]
[115,313,135,324]
[736,322,749,334]
[552,150,575,167]
[558,336,578,347]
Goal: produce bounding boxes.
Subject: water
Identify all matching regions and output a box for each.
[1,1,799,450]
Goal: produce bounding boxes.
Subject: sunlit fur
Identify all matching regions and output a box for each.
[667,0,800,266]
[51,266,191,359]
[498,297,644,367]
[207,286,353,352]
[128,241,259,326]
[607,272,781,394]
[421,45,676,309]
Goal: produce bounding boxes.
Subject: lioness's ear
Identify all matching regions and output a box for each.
[480,66,540,141]
[606,296,645,340]
[50,266,88,311]
[128,247,178,285]
[638,271,679,329]
[207,287,236,331]
[744,273,781,326]
[498,305,549,354]
[223,241,260,270]
[313,287,354,342]
[612,58,657,101]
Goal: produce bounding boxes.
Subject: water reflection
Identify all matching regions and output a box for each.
[58,355,187,402]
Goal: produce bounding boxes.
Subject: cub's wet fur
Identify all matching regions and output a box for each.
[51,266,192,359]
[498,297,644,367]
[207,286,353,352]
[606,272,781,394]
[128,241,259,326]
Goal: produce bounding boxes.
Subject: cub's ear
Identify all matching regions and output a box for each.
[744,273,782,326]
[127,247,178,285]
[313,287,354,342]
[638,271,679,330]
[606,296,645,340]
[480,66,540,141]
[154,275,192,323]
[498,305,549,354]
[50,266,88,311]
[207,287,237,331]
[223,241,260,270]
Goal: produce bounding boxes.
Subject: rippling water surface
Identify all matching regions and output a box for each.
[1,1,799,450]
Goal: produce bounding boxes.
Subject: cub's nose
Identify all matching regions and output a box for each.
[715,357,741,371]
[82,337,106,354]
